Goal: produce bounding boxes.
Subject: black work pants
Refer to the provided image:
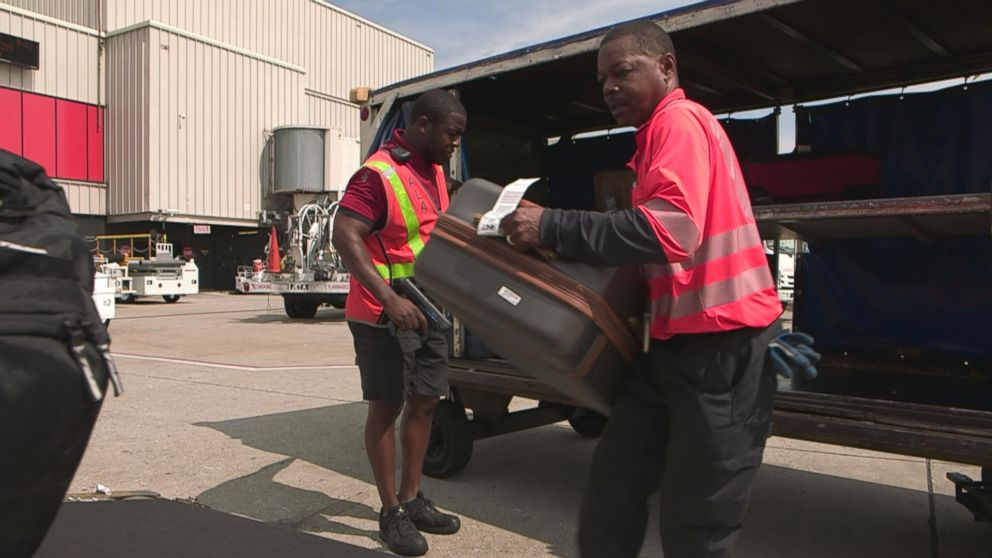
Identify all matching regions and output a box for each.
[579,322,782,558]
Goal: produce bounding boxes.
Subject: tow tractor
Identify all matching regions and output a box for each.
[94,234,199,303]
[235,197,350,318]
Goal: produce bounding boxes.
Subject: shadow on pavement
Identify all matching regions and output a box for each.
[197,458,383,550]
[238,309,346,325]
[197,403,992,558]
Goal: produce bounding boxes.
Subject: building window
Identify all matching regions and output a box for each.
[0,86,105,183]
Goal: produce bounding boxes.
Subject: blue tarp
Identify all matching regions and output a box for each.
[795,237,992,361]
[794,83,992,362]
[795,80,992,197]
[546,113,778,210]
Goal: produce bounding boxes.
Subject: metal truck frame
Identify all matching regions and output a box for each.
[358,0,992,519]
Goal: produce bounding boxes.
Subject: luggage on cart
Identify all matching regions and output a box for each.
[0,150,122,557]
[415,178,644,415]
[741,152,881,204]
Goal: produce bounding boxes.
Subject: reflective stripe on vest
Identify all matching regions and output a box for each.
[364,160,425,279]
[649,261,775,321]
[641,197,701,254]
[643,222,763,279]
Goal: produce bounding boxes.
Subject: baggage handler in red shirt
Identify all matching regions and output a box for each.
[334,90,466,557]
[502,22,783,558]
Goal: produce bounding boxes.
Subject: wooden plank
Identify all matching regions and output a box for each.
[772,409,992,467]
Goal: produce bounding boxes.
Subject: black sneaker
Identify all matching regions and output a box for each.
[379,505,428,556]
[403,491,461,535]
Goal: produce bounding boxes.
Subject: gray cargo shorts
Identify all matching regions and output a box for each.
[348,321,449,401]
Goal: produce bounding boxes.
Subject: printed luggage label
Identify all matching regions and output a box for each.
[477,178,539,236]
[497,286,522,306]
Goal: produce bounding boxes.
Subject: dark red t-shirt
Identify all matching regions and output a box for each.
[338,130,441,231]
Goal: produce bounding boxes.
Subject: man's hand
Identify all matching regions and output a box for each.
[383,294,428,331]
[500,206,545,252]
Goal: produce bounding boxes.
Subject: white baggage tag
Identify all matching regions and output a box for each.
[476,178,539,236]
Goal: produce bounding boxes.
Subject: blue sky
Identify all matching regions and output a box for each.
[328,0,698,70]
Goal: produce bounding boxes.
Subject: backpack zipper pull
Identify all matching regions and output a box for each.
[97,343,124,396]
[66,321,104,402]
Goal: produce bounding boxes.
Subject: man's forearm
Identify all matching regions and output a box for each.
[538,208,667,266]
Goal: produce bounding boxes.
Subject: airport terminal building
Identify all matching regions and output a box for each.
[0,0,433,288]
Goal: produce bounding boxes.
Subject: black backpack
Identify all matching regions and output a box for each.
[0,149,122,557]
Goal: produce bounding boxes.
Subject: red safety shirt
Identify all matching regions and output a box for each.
[631,88,782,339]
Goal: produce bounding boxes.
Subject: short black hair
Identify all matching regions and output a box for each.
[409,89,466,124]
[601,20,675,58]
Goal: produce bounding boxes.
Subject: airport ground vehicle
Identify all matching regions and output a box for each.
[357,0,992,519]
[91,265,116,326]
[93,235,199,304]
[234,197,350,318]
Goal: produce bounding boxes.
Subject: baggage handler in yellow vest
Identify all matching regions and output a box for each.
[502,22,783,558]
[334,90,467,557]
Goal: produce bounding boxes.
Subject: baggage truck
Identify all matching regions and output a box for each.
[358,0,992,518]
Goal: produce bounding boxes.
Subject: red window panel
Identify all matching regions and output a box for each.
[0,88,22,154]
[22,93,56,176]
[56,99,88,181]
[87,106,104,183]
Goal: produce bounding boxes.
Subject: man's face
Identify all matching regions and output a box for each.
[422,112,467,165]
[597,36,675,127]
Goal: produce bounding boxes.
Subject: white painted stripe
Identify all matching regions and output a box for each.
[0,240,49,255]
[113,353,356,372]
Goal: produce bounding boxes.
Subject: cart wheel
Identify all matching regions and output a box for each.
[103,319,111,328]
[568,408,608,438]
[162,295,181,303]
[283,295,318,319]
[423,400,473,478]
[117,293,134,304]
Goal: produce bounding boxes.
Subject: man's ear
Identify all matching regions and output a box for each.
[413,114,431,134]
[659,52,677,80]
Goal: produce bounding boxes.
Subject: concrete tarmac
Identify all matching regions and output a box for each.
[67,292,990,557]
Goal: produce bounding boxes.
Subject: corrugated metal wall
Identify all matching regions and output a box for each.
[106,25,148,216]
[306,91,361,140]
[301,1,434,102]
[7,0,434,223]
[101,0,433,99]
[0,4,101,104]
[60,180,107,214]
[0,0,101,30]
[109,26,306,222]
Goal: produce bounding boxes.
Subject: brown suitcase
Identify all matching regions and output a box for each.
[415,178,645,414]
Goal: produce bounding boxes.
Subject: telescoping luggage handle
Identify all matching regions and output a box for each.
[433,214,642,368]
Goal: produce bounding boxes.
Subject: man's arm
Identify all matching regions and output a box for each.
[333,213,427,331]
[499,198,666,266]
[539,208,667,266]
[502,109,711,266]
